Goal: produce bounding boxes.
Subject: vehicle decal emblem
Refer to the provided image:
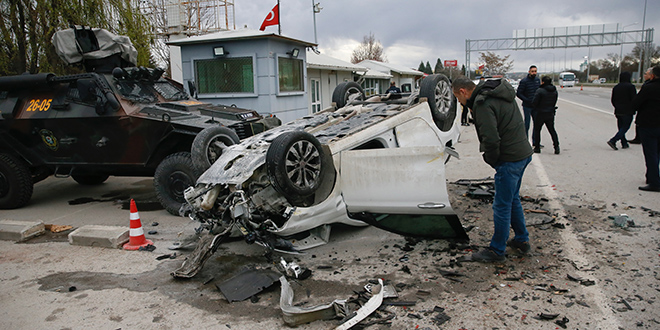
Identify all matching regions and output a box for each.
[39,129,58,151]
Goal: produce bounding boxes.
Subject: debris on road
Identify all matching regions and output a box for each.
[216,267,281,302]
[45,224,73,233]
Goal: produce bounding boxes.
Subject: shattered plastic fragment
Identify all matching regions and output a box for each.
[280,276,348,326]
[335,279,385,330]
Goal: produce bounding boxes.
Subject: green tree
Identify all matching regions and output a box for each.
[351,32,386,64]
[433,58,443,74]
[478,51,514,75]
[417,61,426,72]
[0,0,154,75]
[424,61,432,74]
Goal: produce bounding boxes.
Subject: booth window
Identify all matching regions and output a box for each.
[278,57,304,92]
[195,57,254,94]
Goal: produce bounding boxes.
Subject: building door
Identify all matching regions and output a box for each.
[311,78,321,113]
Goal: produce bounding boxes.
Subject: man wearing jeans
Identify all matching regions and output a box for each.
[452,76,534,262]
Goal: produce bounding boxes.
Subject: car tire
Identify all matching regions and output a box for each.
[266,131,330,206]
[419,74,457,131]
[0,153,33,209]
[72,174,109,185]
[154,152,199,216]
[191,126,240,173]
[331,81,364,108]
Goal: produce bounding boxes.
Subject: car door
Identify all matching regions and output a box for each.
[340,145,468,241]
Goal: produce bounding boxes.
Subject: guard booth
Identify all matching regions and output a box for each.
[168,29,316,123]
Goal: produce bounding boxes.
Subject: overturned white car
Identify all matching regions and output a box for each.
[173,74,468,278]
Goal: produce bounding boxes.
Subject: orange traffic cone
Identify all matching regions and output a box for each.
[580,84,583,91]
[123,199,153,250]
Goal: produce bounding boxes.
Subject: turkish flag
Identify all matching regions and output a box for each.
[478,64,485,70]
[259,4,279,31]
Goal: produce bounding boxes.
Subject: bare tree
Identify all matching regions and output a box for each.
[351,32,386,64]
[0,0,153,75]
[478,52,514,75]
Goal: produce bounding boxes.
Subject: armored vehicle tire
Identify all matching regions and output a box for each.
[191,126,240,173]
[154,152,198,216]
[419,74,457,131]
[332,81,365,108]
[72,174,109,185]
[0,153,33,209]
[266,131,331,206]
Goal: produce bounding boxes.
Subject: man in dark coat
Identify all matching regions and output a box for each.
[516,65,540,145]
[607,72,637,150]
[633,66,660,192]
[452,76,534,262]
[531,76,560,154]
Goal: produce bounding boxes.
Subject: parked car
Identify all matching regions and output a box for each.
[0,26,278,213]
[173,74,467,278]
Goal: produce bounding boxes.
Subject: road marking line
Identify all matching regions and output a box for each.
[559,98,611,115]
[530,158,620,330]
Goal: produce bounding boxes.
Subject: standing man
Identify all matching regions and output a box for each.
[452,76,534,262]
[633,66,660,192]
[516,65,541,145]
[629,68,653,144]
[386,81,401,93]
[607,71,637,150]
[531,76,560,154]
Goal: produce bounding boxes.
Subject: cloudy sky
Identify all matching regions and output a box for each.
[233,0,659,74]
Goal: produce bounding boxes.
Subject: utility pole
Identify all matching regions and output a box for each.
[637,0,647,82]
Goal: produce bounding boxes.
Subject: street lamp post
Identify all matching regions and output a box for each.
[619,22,638,82]
[637,0,648,83]
[312,1,322,44]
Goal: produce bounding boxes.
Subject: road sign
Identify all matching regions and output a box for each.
[444,60,458,67]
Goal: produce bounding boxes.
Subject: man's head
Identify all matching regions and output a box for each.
[541,75,552,85]
[451,76,477,106]
[643,68,652,82]
[528,65,538,78]
[651,66,660,80]
[390,81,396,86]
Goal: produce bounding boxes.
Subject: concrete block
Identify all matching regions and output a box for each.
[0,220,46,242]
[68,225,129,249]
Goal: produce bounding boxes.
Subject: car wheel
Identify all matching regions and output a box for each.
[420,74,457,131]
[331,81,364,108]
[0,153,33,209]
[154,152,198,216]
[191,126,240,173]
[72,174,109,185]
[266,131,330,206]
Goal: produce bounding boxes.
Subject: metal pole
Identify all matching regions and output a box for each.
[587,49,591,82]
[637,0,647,82]
[312,0,317,44]
[619,23,638,82]
[278,0,281,35]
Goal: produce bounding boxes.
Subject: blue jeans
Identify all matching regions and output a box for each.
[490,156,532,255]
[523,106,537,145]
[639,126,660,187]
[609,114,633,147]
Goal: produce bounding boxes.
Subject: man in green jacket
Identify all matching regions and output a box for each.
[452,76,534,262]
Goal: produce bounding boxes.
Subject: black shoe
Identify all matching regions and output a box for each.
[554,147,560,154]
[622,144,629,149]
[607,141,618,150]
[638,185,660,192]
[472,248,506,263]
[534,147,541,153]
[507,239,531,254]
[629,139,641,144]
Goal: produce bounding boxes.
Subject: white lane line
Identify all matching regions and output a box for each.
[530,158,620,330]
[559,98,611,115]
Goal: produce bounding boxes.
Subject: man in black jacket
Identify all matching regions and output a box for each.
[633,66,660,192]
[531,76,560,154]
[516,66,541,144]
[607,72,637,150]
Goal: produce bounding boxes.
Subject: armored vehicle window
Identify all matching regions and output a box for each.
[153,81,187,101]
[278,57,304,92]
[115,80,157,103]
[195,57,254,94]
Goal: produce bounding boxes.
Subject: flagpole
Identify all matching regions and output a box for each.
[278,0,281,35]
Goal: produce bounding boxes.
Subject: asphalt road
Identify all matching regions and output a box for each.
[1,87,659,329]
